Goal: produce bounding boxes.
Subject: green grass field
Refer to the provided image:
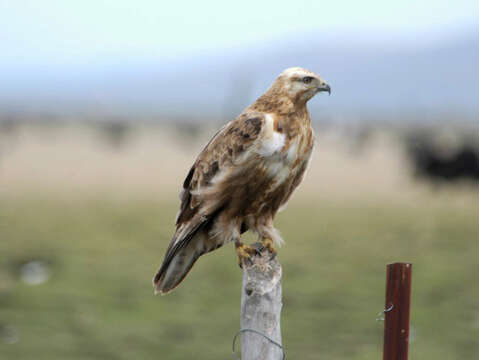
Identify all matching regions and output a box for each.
[1,193,479,360]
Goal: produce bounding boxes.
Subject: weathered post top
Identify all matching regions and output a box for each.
[238,250,283,360]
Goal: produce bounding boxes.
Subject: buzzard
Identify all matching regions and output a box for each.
[153,67,330,294]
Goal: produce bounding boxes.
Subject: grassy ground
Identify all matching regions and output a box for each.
[1,193,479,360]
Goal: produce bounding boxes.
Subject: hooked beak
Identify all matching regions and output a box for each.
[318,82,331,95]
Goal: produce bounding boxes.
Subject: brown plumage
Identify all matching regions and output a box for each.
[153,67,331,294]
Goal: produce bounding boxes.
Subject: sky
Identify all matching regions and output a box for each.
[1,0,478,117]
[2,0,479,66]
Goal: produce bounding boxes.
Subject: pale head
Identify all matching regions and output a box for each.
[275,67,330,103]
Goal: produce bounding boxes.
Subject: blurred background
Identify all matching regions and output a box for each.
[1,1,479,359]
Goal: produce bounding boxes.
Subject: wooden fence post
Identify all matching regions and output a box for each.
[238,250,283,360]
[383,262,412,360]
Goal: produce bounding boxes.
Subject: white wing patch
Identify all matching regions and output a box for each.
[256,114,299,190]
[257,114,285,157]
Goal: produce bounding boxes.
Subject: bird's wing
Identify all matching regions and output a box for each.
[175,111,272,230]
[166,111,279,245]
[153,111,280,293]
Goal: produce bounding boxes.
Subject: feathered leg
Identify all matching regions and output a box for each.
[254,216,281,256]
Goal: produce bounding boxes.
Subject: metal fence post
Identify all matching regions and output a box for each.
[383,262,412,360]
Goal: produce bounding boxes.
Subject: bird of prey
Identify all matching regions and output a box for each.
[153,67,330,294]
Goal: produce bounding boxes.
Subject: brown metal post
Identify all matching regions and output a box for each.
[383,263,412,360]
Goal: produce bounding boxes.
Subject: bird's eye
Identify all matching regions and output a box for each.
[302,76,313,84]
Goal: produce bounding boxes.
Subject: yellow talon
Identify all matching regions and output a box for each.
[261,238,276,255]
[235,243,257,268]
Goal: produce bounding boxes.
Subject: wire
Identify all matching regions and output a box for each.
[232,328,286,360]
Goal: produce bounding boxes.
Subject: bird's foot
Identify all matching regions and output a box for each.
[251,238,277,260]
[235,243,261,268]
[261,238,276,255]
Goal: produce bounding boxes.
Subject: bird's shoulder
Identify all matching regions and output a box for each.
[194,111,268,179]
[176,111,273,224]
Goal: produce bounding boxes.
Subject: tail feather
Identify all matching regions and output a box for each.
[153,229,206,295]
[153,206,226,294]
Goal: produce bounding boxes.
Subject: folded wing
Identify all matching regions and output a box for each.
[153,112,271,293]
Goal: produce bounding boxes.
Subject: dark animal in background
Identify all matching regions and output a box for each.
[407,134,479,183]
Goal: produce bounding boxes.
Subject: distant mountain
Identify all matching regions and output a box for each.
[1,30,478,121]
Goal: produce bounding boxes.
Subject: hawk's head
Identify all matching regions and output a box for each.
[276,67,330,103]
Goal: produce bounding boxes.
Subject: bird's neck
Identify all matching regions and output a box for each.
[248,89,311,141]
[249,90,308,116]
